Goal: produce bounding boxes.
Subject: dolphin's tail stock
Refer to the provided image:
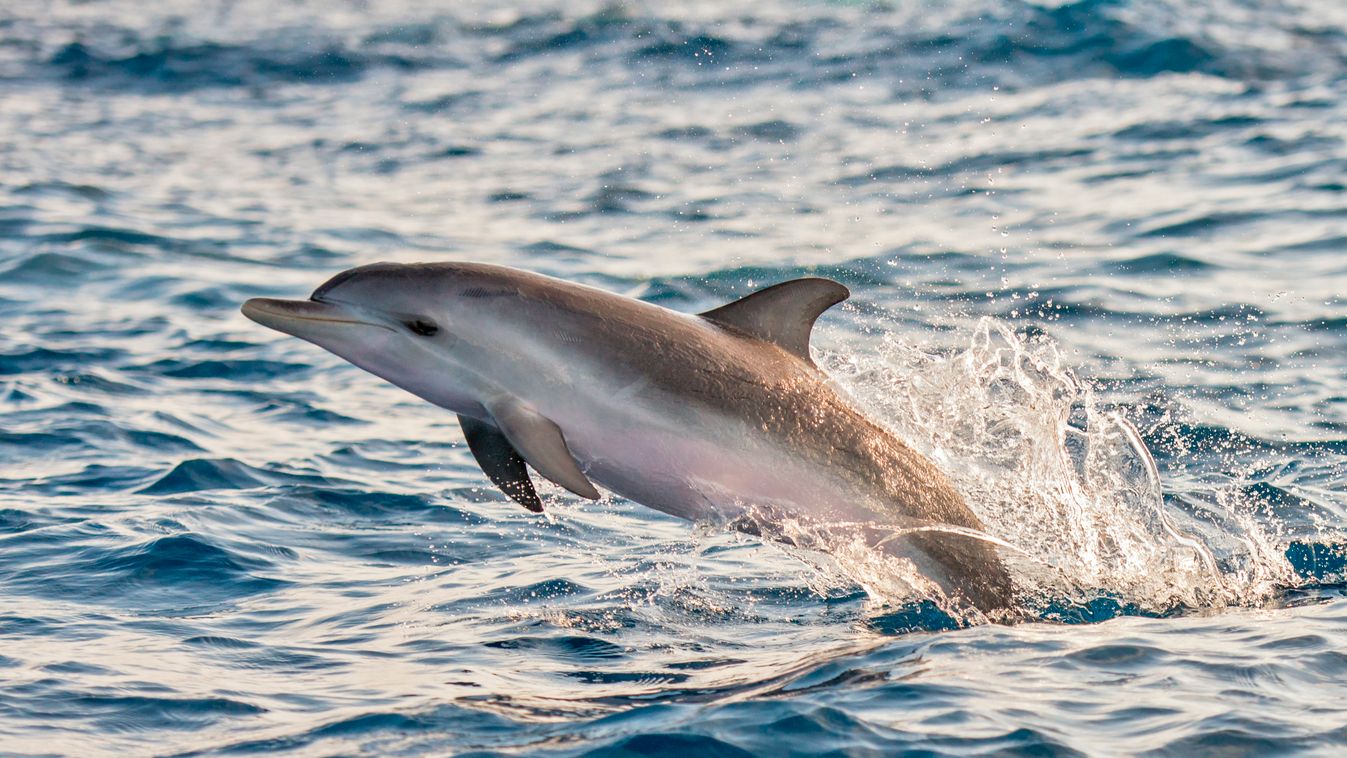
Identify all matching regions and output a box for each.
[861,521,1018,621]
[900,529,1018,621]
[731,507,1018,620]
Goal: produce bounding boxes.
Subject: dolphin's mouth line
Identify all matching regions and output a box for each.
[241,298,395,332]
[281,314,390,329]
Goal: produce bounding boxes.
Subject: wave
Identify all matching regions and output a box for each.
[21,0,1346,98]
[45,39,434,92]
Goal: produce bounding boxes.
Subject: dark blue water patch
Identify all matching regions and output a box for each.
[402,89,486,116]
[522,240,600,260]
[35,225,192,252]
[1285,542,1347,582]
[1269,234,1347,256]
[1307,181,1347,193]
[974,0,1221,77]
[1110,114,1263,142]
[41,319,172,345]
[1135,210,1273,238]
[866,601,964,635]
[179,338,258,353]
[1245,132,1342,156]
[1,381,38,403]
[129,357,312,381]
[0,429,87,458]
[632,33,736,64]
[0,252,117,284]
[0,508,86,536]
[1062,643,1168,670]
[232,393,365,426]
[1107,252,1216,275]
[264,486,477,524]
[582,707,1084,758]
[183,635,262,650]
[1294,315,1347,333]
[490,8,644,63]
[1,420,201,467]
[580,184,658,215]
[1240,481,1342,524]
[65,693,267,732]
[586,732,754,758]
[489,190,531,203]
[1149,717,1317,756]
[44,37,440,93]
[6,532,287,608]
[13,181,114,203]
[140,458,332,495]
[0,346,125,376]
[434,145,482,159]
[22,464,165,495]
[566,671,691,687]
[322,444,437,473]
[49,370,151,396]
[210,703,522,755]
[1031,593,1171,625]
[485,578,595,605]
[41,659,114,676]
[730,120,801,142]
[486,635,627,662]
[837,147,1096,187]
[356,546,442,566]
[655,125,716,141]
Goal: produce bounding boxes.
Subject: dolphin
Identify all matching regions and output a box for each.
[241,262,1015,615]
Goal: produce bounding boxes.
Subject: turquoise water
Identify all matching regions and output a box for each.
[3,0,1347,754]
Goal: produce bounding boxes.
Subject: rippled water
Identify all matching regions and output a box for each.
[3,0,1347,754]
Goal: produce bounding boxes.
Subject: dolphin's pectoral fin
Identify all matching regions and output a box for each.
[458,414,544,513]
[699,277,850,365]
[483,398,602,501]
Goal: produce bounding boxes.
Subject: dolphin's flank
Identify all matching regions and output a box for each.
[242,262,1015,616]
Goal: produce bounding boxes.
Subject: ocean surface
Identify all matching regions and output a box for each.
[3,0,1347,754]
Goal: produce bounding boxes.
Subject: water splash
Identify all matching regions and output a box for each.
[815,317,1297,616]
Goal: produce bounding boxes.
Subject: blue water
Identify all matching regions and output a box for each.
[3,0,1347,754]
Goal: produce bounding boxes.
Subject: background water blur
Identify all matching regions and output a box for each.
[3,0,1347,754]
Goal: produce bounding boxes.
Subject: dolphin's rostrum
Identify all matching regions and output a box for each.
[242,262,1015,616]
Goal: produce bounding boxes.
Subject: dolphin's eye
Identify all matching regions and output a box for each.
[405,319,439,337]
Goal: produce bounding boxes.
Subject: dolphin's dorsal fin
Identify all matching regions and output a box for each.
[699,277,849,364]
[483,397,601,501]
[458,414,544,512]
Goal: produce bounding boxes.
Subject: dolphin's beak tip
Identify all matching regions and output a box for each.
[240,298,269,324]
[240,297,296,329]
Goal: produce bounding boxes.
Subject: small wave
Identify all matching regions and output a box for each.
[0,347,124,376]
[1108,252,1216,274]
[0,252,116,284]
[71,693,266,731]
[1138,211,1270,238]
[13,181,113,202]
[131,358,312,381]
[46,38,432,92]
[140,458,329,495]
[4,533,287,609]
[487,635,628,662]
[839,148,1096,186]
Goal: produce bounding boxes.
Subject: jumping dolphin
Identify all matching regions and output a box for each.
[241,262,1015,615]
